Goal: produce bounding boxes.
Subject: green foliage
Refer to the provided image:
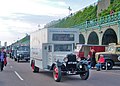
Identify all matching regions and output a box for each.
[99,0,120,17]
[19,36,30,44]
[47,0,120,28]
[48,5,97,28]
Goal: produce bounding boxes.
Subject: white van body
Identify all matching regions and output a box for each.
[30,28,79,70]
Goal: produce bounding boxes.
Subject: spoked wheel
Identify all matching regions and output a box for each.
[80,65,89,80]
[106,60,113,70]
[31,61,39,73]
[31,62,35,71]
[53,65,61,82]
[101,64,106,70]
[26,59,28,62]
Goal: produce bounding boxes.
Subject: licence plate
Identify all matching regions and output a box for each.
[68,62,77,64]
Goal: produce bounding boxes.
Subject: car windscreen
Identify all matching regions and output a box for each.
[17,46,29,51]
[107,46,115,52]
[116,47,120,52]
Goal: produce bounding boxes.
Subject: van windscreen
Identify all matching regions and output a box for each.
[54,44,72,52]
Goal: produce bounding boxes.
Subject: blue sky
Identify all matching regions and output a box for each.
[0,0,98,46]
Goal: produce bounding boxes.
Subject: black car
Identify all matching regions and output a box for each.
[52,53,89,82]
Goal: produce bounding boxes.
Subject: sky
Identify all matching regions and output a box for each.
[0,0,98,46]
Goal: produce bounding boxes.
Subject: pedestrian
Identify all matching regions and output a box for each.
[110,10,114,16]
[90,49,96,68]
[0,47,7,71]
[96,55,105,71]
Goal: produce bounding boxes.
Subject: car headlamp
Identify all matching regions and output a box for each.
[17,54,19,56]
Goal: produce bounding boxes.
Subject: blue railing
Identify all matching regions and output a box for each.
[73,11,120,30]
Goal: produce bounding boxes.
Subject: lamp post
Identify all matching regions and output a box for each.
[68,6,72,15]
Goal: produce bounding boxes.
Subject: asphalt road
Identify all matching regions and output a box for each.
[0,58,120,86]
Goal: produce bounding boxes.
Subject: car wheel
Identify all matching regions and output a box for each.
[106,60,113,70]
[101,64,106,70]
[26,59,28,62]
[53,65,61,82]
[80,65,89,80]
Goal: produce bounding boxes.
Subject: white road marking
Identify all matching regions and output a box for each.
[14,71,24,81]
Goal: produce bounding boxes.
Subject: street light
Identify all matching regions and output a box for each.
[68,6,72,15]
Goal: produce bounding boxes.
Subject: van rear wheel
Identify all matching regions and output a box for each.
[31,61,39,73]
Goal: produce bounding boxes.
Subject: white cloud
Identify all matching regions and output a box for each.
[0,0,68,46]
[0,18,38,46]
[7,20,32,28]
[39,0,67,7]
[0,0,68,17]
[0,0,98,46]
[0,18,34,32]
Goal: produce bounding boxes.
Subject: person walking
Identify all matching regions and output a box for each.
[90,49,96,68]
[0,47,7,71]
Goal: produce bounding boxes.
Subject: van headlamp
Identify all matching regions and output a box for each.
[63,57,68,62]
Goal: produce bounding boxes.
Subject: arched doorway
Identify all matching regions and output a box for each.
[88,31,99,44]
[79,34,85,44]
[102,28,117,45]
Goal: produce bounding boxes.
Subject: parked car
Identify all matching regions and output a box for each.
[95,43,120,70]
[13,45,30,62]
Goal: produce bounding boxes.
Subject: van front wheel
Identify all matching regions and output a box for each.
[80,65,89,80]
[53,65,61,82]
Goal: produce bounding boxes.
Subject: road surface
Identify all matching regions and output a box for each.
[0,58,120,86]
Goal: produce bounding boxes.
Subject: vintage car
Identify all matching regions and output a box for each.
[74,44,106,58]
[95,43,120,70]
[13,45,30,62]
[52,53,89,82]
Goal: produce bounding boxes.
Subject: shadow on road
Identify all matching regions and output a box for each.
[16,61,30,63]
[112,67,120,70]
[38,71,83,82]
